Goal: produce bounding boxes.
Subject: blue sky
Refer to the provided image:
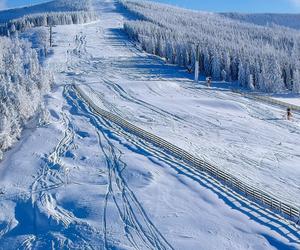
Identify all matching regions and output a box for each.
[155,0,300,13]
[0,0,49,9]
[0,0,300,13]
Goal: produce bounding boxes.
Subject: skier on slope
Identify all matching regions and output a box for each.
[206,77,212,87]
[287,107,292,121]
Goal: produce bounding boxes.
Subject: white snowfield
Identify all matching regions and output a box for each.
[0,0,300,249]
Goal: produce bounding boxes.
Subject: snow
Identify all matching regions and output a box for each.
[0,0,91,23]
[0,34,52,156]
[120,0,300,94]
[271,93,300,107]
[0,0,299,249]
[71,2,300,208]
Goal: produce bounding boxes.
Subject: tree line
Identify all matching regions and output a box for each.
[120,0,300,93]
[0,0,96,36]
[0,0,96,158]
[0,11,97,36]
[0,36,52,158]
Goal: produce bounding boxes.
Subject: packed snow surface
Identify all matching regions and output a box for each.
[0,0,299,249]
[271,93,300,107]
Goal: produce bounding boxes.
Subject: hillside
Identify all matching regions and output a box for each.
[0,0,299,249]
[0,32,52,159]
[121,0,300,93]
[0,0,92,23]
[0,0,95,35]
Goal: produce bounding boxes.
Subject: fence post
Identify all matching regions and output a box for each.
[271,199,273,208]
[280,202,282,214]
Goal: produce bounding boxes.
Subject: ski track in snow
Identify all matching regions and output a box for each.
[70,8,300,207]
[64,84,300,246]
[13,113,100,249]
[99,131,173,250]
[63,85,174,250]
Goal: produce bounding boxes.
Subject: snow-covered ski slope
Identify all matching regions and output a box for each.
[73,2,300,207]
[0,0,299,249]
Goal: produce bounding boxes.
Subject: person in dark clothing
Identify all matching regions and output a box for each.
[287,108,292,121]
[206,77,212,87]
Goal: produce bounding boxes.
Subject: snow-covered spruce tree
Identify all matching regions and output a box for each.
[0,36,52,158]
[263,55,284,92]
[293,69,300,93]
[120,0,300,93]
[211,55,221,81]
[222,52,231,81]
[221,69,227,82]
[238,62,247,87]
[248,74,255,90]
[20,28,50,60]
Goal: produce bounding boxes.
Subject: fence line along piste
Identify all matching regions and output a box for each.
[73,84,300,223]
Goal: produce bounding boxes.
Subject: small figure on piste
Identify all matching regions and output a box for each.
[287,107,292,121]
[206,77,212,87]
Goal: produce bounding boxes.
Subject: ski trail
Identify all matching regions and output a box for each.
[31,114,73,197]
[63,24,196,129]
[21,114,75,247]
[14,113,98,250]
[83,83,252,171]
[101,78,184,123]
[64,85,300,245]
[64,85,174,250]
[191,87,300,134]
[70,24,300,203]
[84,80,221,134]
[99,131,173,250]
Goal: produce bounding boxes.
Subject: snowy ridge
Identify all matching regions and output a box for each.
[120,0,300,93]
[0,0,300,248]
[0,0,96,35]
[0,11,97,36]
[0,0,92,23]
[74,83,300,222]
